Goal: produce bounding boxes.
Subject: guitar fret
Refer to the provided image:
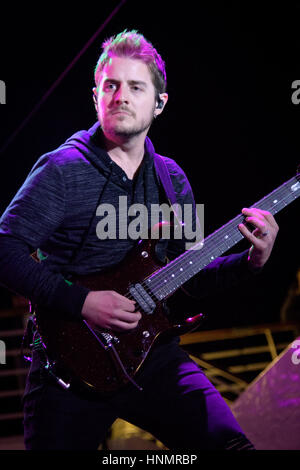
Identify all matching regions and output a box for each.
[147,175,300,301]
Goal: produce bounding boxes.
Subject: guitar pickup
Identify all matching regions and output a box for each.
[129,283,156,315]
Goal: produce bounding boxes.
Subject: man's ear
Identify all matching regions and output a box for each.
[92,87,98,109]
[155,93,168,116]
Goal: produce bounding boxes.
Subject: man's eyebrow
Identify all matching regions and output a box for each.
[128,80,147,87]
[103,78,148,87]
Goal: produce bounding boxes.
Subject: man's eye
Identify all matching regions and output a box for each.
[105,83,117,91]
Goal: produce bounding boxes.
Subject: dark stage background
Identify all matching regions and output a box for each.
[0,1,299,329]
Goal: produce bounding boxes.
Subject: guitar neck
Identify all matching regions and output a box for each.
[146,175,300,301]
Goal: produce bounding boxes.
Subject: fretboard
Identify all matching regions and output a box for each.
[145,175,300,301]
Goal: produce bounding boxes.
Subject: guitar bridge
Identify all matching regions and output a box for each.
[100,332,120,348]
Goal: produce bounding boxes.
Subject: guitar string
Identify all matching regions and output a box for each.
[145,187,299,297]
[124,180,299,303]
[128,175,298,301]
[144,177,300,294]
[122,179,299,305]
[136,184,295,296]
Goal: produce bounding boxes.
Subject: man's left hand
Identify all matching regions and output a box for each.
[238,207,279,269]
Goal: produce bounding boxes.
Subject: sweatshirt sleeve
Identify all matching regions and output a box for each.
[0,153,90,318]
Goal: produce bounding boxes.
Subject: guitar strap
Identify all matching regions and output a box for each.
[153,153,182,229]
[153,153,177,206]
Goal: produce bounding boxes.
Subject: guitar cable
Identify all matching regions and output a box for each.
[22,310,71,390]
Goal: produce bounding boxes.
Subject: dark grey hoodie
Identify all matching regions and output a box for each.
[0,122,252,320]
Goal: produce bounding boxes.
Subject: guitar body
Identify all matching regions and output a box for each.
[35,236,203,393]
[34,171,300,393]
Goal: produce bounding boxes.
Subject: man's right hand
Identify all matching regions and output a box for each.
[81,290,141,331]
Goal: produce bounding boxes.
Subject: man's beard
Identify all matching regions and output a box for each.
[102,105,156,140]
[114,117,154,139]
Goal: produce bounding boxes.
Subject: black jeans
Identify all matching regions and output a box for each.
[23,343,255,450]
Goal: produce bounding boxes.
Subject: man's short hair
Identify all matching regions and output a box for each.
[94,29,167,98]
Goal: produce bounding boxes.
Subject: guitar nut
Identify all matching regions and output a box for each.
[141,251,148,258]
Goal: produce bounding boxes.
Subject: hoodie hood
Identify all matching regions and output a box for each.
[59,121,157,181]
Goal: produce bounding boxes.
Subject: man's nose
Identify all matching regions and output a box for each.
[114,85,129,104]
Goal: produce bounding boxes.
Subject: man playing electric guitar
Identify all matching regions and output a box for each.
[0,30,278,450]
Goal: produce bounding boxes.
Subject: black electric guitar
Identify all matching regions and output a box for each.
[35,170,300,393]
